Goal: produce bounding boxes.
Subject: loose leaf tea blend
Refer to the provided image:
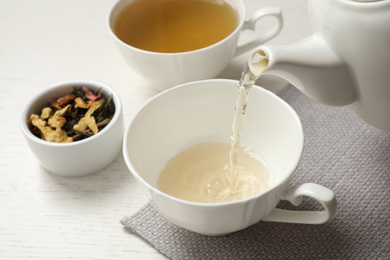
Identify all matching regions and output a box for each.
[29,86,115,143]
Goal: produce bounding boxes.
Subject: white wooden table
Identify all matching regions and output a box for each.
[0,0,311,259]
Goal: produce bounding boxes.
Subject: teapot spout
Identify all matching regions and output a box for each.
[249,35,357,106]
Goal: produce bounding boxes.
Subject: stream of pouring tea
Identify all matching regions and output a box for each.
[228,53,268,190]
[157,52,270,203]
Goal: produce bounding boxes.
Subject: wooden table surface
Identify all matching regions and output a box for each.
[0,0,311,259]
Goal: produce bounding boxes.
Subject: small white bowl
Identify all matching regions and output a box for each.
[20,80,124,177]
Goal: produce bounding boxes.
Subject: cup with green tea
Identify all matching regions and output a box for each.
[108,0,283,91]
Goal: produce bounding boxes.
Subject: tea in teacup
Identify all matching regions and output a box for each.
[157,142,272,203]
[113,0,239,53]
[123,79,337,235]
[109,0,283,90]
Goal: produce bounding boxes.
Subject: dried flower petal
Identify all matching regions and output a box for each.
[50,94,76,109]
[30,114,72,143]
[54,104,71,116]
[30,114,47,129]
[73,118,88,132]
[82,86,101,103]
[73,99,103,135]
[85,99,103,117]
[48,115,67,128]
[75,116,98,134]
[47,105,71,128]
[40,107,52,120]
[74,97,94,109]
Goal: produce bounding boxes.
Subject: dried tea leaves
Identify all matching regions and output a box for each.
[29,86,115,143]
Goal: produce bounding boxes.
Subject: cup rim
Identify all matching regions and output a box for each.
[20,80,123,147]
[107,0,247,56]
[123,79,304,207]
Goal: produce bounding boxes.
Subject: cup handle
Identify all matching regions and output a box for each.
[262,183,337,224]
[234,7,283,57]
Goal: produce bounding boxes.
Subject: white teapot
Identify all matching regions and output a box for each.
[249,0,390,131]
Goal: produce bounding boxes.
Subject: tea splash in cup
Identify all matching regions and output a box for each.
[158,60,270,204]
[157,142,272,203]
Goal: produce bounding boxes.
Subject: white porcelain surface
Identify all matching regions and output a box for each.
[251,0,390,130]
[123,79,337,235]
[20,80,124,177]
[108,0,283,91]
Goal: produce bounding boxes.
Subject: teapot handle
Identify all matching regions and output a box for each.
[234,7,283,57]
[262,183,337,224]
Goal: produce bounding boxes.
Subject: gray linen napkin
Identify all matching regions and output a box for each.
[121,85,390,259]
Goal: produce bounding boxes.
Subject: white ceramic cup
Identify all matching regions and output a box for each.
[123,79,337,236]
[108,0,283,91]
[20,80,124,177]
